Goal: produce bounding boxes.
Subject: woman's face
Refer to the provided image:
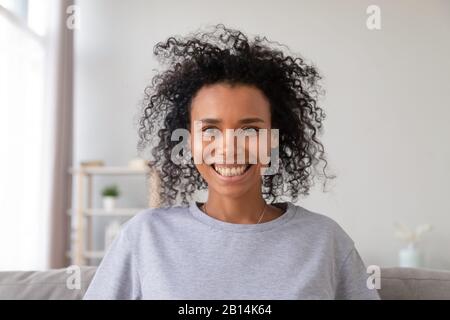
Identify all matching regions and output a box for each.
[189,83,273,198]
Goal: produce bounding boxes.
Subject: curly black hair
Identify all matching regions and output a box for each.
[136,24,335,207]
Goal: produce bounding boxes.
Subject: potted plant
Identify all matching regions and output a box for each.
[394,222,432,267]
[101,184,120,211]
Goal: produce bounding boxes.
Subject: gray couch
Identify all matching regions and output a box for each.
[0,266,450,299]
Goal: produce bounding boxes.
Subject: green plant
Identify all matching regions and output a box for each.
[101,184,120,197]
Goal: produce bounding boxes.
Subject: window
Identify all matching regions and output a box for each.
[0,0,51,270]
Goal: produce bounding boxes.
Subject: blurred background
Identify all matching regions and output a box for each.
[0,0,449,272]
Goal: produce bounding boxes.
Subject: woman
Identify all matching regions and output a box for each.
[84,24,380,300]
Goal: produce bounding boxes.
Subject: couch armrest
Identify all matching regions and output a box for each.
[0,266,97,300]
[379,267,450,300]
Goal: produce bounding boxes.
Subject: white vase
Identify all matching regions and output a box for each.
[399,243,422,267]
[102,196,116,211]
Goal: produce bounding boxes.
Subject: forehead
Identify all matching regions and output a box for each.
[190,83,271,120]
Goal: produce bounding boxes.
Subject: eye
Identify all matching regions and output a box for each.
[202,127,221,137]
[238,127,259,136]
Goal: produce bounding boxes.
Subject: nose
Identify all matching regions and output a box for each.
[216,129,246,164]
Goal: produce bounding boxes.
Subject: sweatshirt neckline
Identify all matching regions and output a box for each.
[188,201,296,233]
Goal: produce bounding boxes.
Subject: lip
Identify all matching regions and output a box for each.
[210,164,255,184]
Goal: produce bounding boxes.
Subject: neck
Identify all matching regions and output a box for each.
[204,190,267,224]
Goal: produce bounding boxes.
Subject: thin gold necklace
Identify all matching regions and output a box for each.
[202,202,268,224]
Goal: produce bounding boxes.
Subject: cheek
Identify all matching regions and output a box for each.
[195,163,210,177]
[194,134,223,165]
[244,135,271,164]
[190,132,200,160]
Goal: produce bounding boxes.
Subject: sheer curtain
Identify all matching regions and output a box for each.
[0,0,74,270]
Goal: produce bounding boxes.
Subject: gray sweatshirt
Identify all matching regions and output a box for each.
[83,201,380,300]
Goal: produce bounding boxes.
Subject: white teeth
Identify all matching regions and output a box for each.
[213,165,249,177]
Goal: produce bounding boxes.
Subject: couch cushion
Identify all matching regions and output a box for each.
[2,266,450,299]
[0,266,97,300]
[379,267,450,300]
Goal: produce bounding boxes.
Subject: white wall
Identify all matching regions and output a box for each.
[74,0,450,269]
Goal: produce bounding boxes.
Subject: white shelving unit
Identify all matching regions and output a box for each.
[67,165,160,266]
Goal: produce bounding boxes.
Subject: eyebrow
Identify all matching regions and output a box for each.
[199,117,265,124]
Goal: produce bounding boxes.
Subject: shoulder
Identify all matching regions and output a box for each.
[289,203,351,236]
[118,205,189,240]
[288,202,355,253]
[128,205,187,222]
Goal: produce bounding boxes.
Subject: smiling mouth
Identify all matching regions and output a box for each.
[211,164,252,177]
